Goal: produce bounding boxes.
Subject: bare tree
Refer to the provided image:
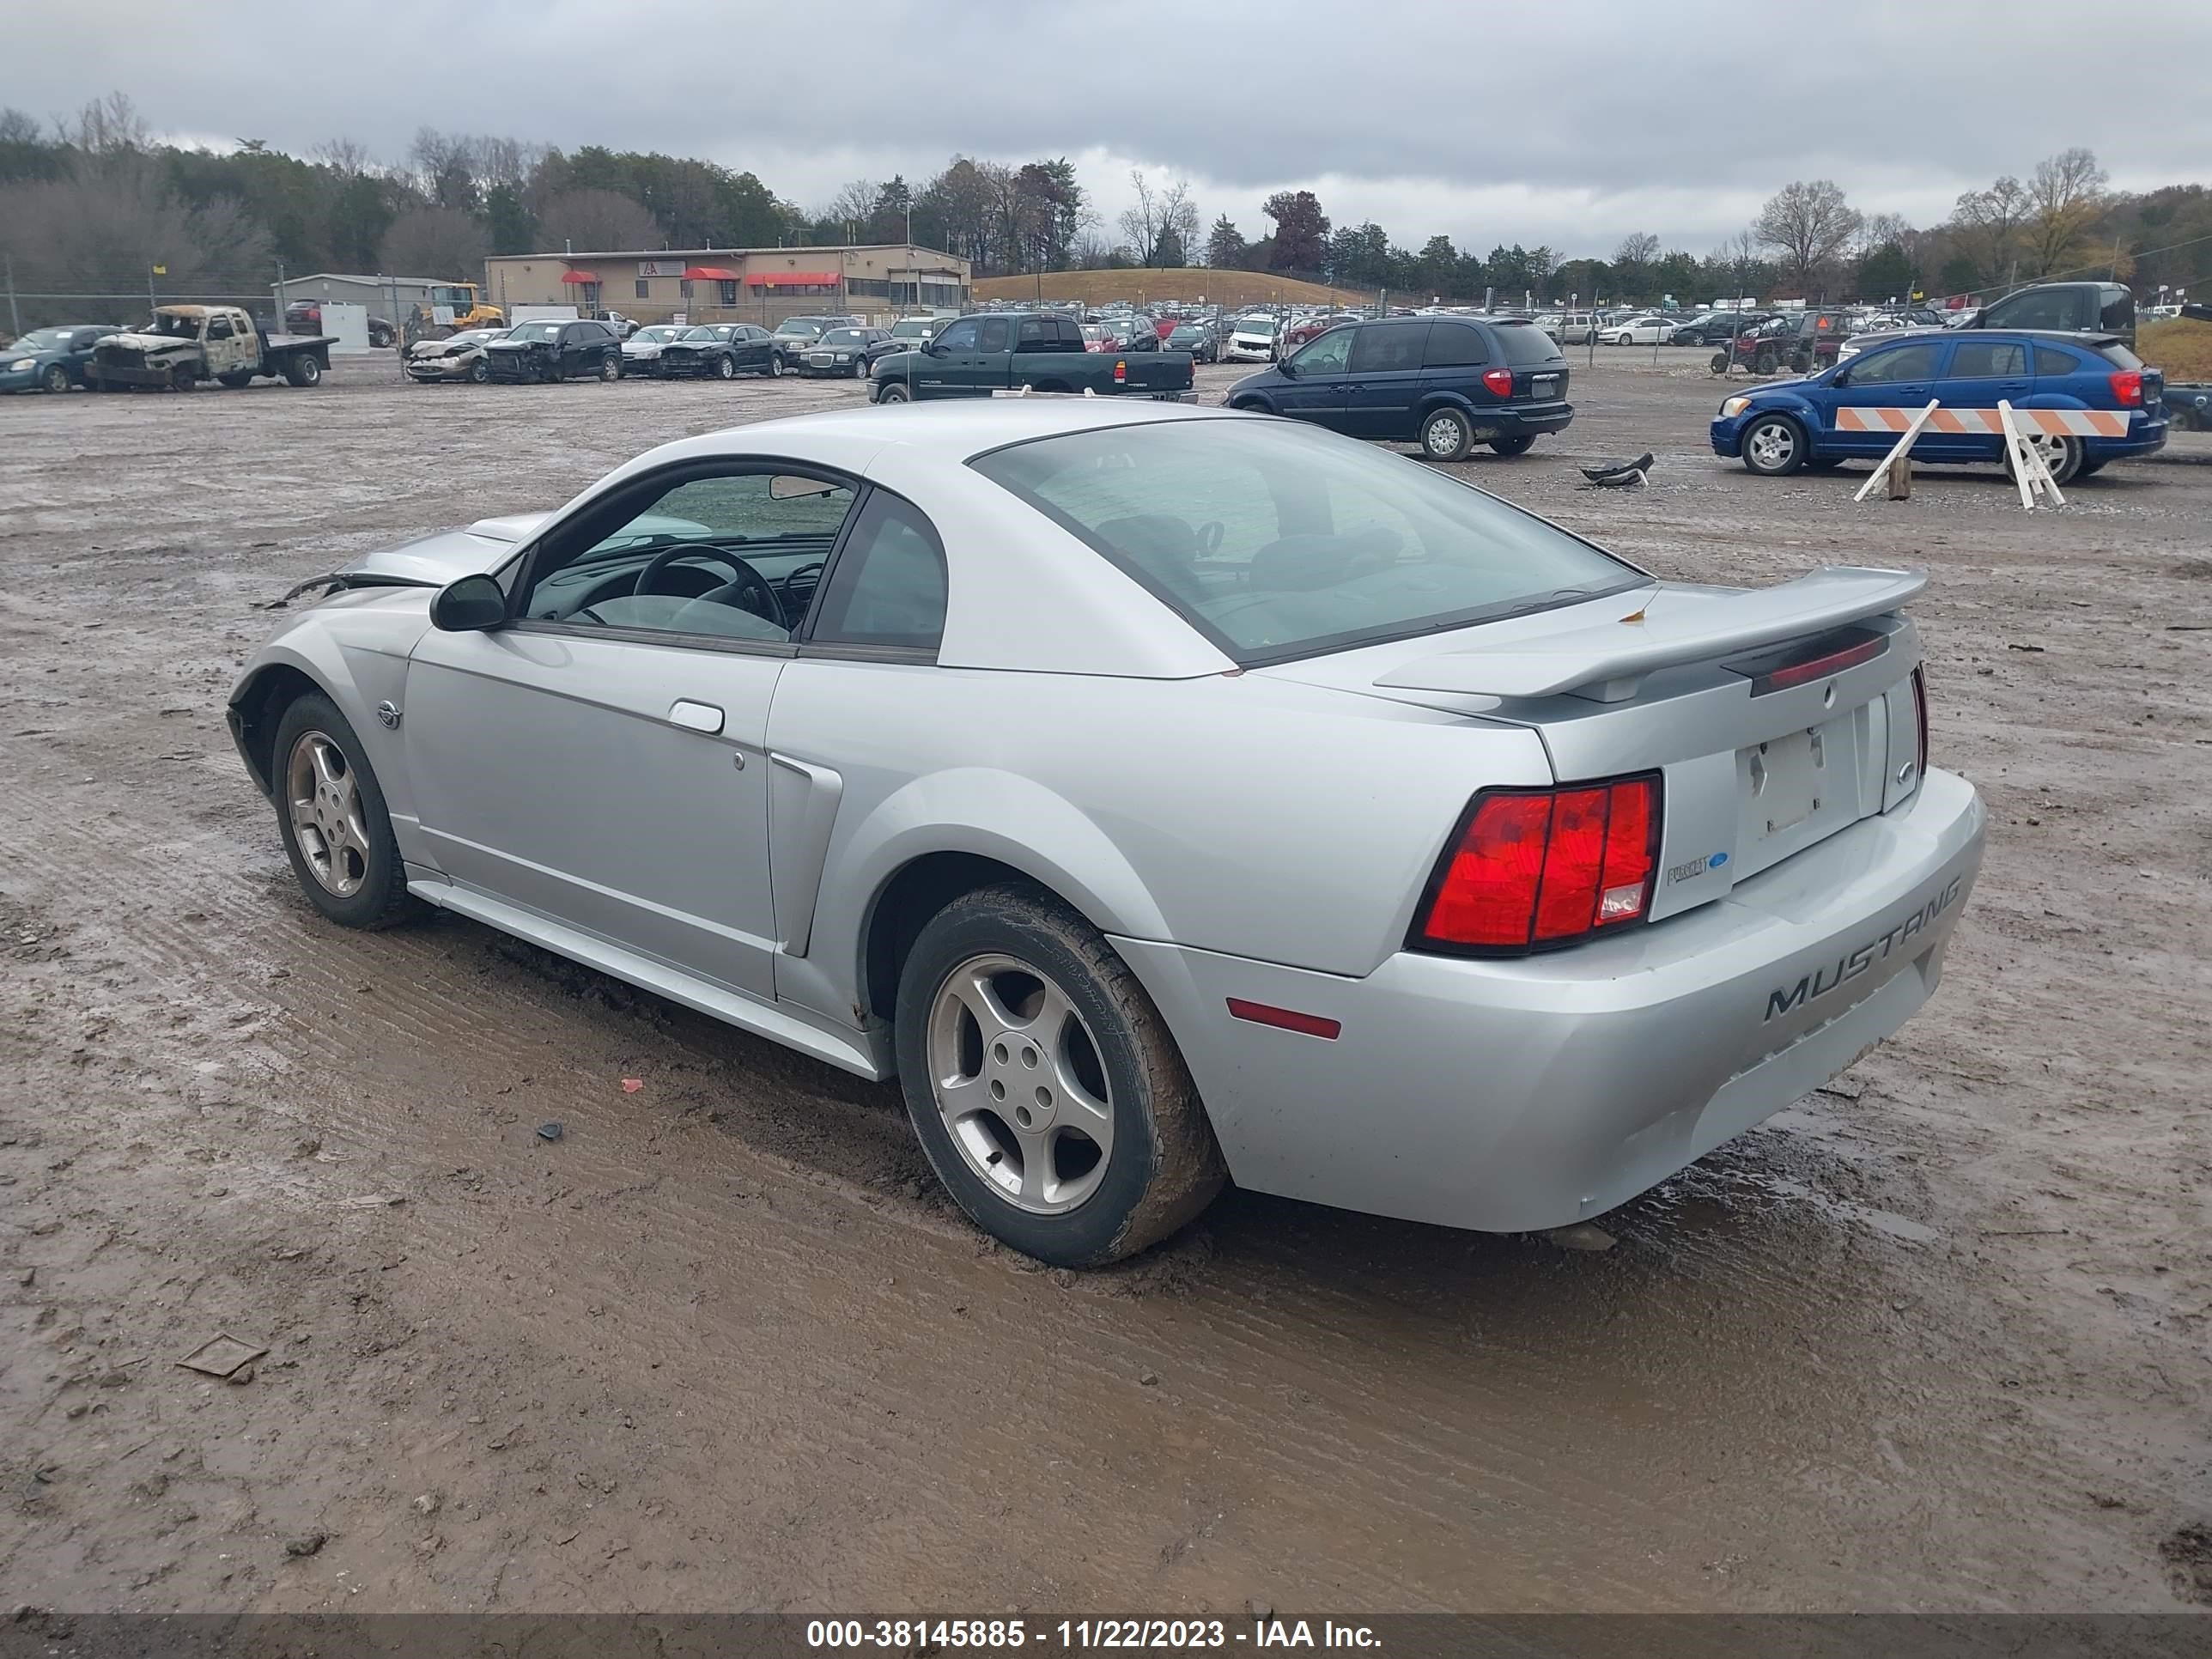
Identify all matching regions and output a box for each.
[1948,176,2030,288]
[0,106,40,146]
[313,137,378,179]
[409,128,480,212]
[536,188,660,252]
[378,206,489,278]
[2022,148,2110,278]
[1118,170,1199,267]
[819,178,878,237]
[59,92,149,155]
[1613,231,1661,268]
[1753,179,1862,292]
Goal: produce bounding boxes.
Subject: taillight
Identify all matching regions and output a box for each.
[1413,775,1662,955]
[1114,357,1127,384]
[1481,367,1514,398]
[2109,369,2142,407]
[1911,665,1929,777]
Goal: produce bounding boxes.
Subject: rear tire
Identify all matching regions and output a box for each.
[1753,348,1779,375]
[1419,406,1474,462]
[876,380,911,403]
[1711,351,1729,374]
[601,353,622,382]
[894,884,1225,1267]
[2008,431,2082,486]
[217,371,254,388]
[270,693,418,932]
[283,355,320,386]
[1741,413,1807,476]
[1489,434,1536,457]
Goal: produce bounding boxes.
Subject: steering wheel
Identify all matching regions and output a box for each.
[634,544,783,629]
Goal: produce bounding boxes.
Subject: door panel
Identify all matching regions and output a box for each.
[1340,323,1432,438]
[1931,337,2030,460]
[1273,328,1353,428]
[1825,341,1945,456]
[404,628,785,999]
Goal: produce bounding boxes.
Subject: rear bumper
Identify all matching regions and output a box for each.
[1482,401,1574,436]
[1114,767,1986,1233]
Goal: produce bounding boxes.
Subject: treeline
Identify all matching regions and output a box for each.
[3,95,2206,327]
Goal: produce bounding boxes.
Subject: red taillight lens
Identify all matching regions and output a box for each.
[1481,367,1514,398]
[1911,665,1929,777]
[2109,369,2142,407]
[1114,357,1127,384]
[1415,775,1662,954]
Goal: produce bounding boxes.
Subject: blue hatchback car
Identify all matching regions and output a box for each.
[1711,330,2166,483]
[1227,316,1573,462]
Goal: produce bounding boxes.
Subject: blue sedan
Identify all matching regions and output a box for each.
[1,324,113,394]
[1711,330,2167,484]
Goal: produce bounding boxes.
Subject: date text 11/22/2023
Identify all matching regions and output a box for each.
[804,1617,1382,1649]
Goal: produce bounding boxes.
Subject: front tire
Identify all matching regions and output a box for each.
[894,884,1225,1267]
[1711,351,1729,374]
[470,359,489,384]
[270,693,417,931]
[875,380,911,403]
[1419,406,1474,462]
[1741,412,1808,476]
[714,354,736,380]
[1753,348,1779,375]
[41,363,71,393]
[765,352,783,378]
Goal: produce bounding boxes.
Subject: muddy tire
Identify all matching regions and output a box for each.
[41,363,71,393]
[894,884,1225,1267]
[283,355,320,387]
[1711,351,1729,374]
[1419,406,1474,462]
[270,692,418,932]
[875,380,910,403]
[1741,412,1808,476]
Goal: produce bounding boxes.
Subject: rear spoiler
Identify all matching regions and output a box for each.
[1376,565,1927,703]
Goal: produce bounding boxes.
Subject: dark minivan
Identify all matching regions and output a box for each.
[1224,316,1572,459]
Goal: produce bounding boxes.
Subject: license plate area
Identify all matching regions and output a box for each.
[1530,374,1560,399]
[1748,729,1825,837]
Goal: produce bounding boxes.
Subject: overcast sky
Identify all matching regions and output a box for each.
[16,0,2212,257]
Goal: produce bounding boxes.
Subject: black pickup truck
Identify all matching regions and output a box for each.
[869,312,1194,403]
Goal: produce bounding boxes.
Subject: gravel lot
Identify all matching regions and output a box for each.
[2,354,2208,1615]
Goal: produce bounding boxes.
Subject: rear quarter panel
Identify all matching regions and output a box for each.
[764,663,1552,1027]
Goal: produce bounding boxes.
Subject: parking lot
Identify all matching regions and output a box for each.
[2,357,2208,1614]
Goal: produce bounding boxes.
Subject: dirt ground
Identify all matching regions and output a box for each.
[2,350,2208,1618]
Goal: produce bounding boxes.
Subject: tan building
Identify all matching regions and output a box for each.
[481,244,969,329]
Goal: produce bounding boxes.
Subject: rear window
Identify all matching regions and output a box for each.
[1492,322,1565,366]
[2092,340,2142,370]
[970,418,1643,665]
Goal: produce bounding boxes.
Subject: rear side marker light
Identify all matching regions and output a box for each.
[1481,367,1514,398]
[1413,774,1662,956]
[1226,998,1341,1041]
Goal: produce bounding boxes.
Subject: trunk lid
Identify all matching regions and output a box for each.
[1256,568,1929,921]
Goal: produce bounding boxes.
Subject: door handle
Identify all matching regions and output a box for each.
[668,700,724,734]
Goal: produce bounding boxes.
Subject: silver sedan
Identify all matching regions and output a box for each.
[228,401,1985,1266]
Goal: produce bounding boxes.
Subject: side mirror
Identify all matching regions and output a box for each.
[429,573,508,633]
[1275,356,1297,378]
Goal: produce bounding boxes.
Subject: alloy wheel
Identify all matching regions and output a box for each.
[286,732,370,898]
[927,954,1115,1215]
[1747,420,1797,471]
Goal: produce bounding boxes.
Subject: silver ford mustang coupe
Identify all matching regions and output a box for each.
[228,400,1985,1266]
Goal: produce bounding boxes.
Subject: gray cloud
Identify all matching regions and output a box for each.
[18,0,2211,253]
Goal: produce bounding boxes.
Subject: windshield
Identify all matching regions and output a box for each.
[1235,317,1276,336]
[680,327,726,342]
[633,325,683,343]
[431,287,472,307]
[506,322,561,343]
[13,328,76,351]
[971,419,1641,665]
[1169,327,1202,342]
[823,328,866,347]
[776,319,826,340]
[891,320,929,337]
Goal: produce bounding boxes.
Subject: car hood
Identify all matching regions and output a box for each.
[485,337,550,351]
[95,331,189,353]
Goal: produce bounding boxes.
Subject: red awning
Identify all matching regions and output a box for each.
[746,270,841,287]
[684,266,743,281]
[558,270,596,285]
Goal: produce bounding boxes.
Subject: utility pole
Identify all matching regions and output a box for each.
[4,252,16,337]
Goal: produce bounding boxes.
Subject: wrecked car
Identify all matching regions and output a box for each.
[85,305,333,391]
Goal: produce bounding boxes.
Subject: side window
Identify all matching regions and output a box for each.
[1057,319,1083,348]
[810,490,947,652]
[207,317,234,339]
[1349,323,1430,374]
[1947,341,2027,379]
[1291,328,1354,374]
[935,318,981,353]
[1422,325,1486,369]
[1016,318,1049,351]
[1847,343,1940,385]
[977,317,1012,353]
[1987,289,2075,331]
[524,471,856,643]
[2032,344,2083,376]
